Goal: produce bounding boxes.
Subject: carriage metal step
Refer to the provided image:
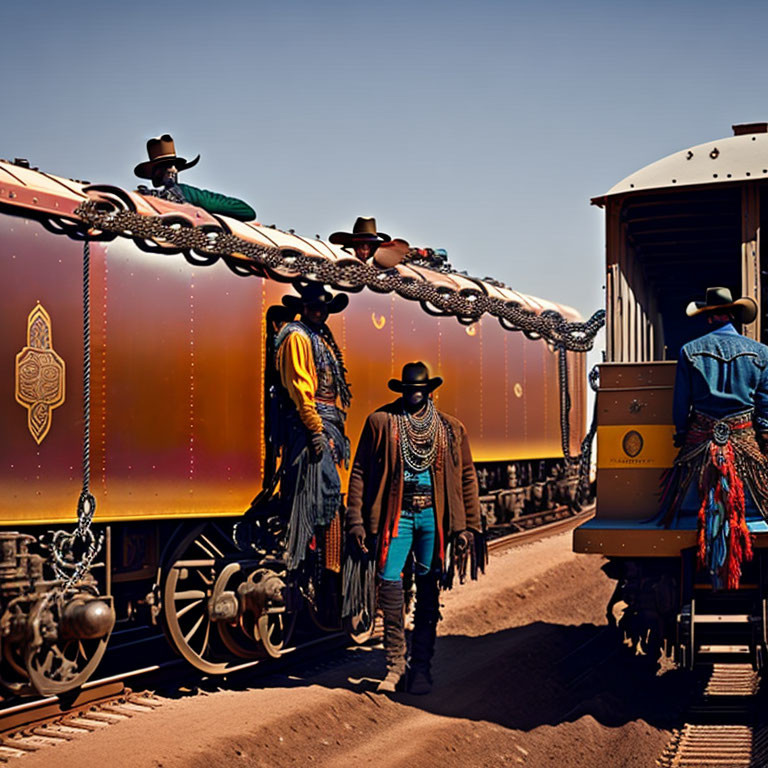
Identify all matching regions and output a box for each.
[694,615,752,624]
[698,645,751,655]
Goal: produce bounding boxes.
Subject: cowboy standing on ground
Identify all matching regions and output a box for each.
[660,287,768,589]
[345,362,484,695]
[134,134,257,221]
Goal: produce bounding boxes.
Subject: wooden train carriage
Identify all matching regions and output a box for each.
[0,158,586,694]
[573,122,768,668]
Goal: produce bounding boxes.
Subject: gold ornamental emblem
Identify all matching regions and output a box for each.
[622,430,644,458]
[15,304,66,444]
[371,312,386,330]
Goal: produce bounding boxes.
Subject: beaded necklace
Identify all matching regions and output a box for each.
[396,399,446,471]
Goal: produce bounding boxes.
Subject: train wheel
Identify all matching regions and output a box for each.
[213,563,262,660]
[218,618,262,659]
[161,523,243,674]
[24,595,112,697]
[233,568,298,659]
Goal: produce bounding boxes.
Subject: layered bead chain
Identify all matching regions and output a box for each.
[396,399,446,471]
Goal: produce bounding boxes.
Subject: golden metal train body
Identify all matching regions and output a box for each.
[0,159,586,694]
[574,122,768,668]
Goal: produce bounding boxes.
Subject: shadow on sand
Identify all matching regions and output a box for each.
[316,621,697,733]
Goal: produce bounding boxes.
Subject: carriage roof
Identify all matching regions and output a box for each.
[594,125,768,204]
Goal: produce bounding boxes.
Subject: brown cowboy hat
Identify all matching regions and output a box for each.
[685,287,757,324]
[329,217,390,247]
[134,134,201,180]
[281,280,349,314]
[388,361,443,393]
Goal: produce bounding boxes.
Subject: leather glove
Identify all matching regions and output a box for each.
[310,431,327,459]
[348,524,368,554]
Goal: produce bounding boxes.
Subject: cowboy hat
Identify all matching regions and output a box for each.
[134,134,201,180]
[388,362,443,393]
[685,287,757,324]
[329,217,390,247]
[281,280,349,315]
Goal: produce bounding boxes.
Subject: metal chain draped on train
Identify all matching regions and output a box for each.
[0,158,600,697]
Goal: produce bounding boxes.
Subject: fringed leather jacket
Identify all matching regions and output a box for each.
[345,401,481,569]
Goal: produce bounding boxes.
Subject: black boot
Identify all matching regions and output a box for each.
[409,573,440,695]
[377,579,406,693]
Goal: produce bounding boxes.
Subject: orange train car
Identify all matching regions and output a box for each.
[573,122,768,669]
[0,157,587,695]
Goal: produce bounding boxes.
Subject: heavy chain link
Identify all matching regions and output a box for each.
[73,201,605,352]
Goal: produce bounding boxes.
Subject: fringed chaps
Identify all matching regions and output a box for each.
[660,411,768,589]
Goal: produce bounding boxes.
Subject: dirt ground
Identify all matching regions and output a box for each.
[23,532,693,768]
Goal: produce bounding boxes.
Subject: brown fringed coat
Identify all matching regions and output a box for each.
[345,401,481,569]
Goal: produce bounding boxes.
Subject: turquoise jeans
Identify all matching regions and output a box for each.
[380,506,436,582]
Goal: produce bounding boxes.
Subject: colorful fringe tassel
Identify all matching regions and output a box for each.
[697,440,753,589]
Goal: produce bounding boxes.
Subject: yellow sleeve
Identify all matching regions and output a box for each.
[277,331,323,434]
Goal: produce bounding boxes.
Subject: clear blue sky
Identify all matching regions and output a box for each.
[3,0,767,319]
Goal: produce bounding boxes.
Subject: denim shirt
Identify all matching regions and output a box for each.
[673,323,768,435]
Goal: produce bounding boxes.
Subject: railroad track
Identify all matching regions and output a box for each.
[488,504,595,552]
[658,664,767,767]
[0,629,352,762]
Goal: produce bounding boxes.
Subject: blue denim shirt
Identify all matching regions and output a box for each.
[673,323,768,435]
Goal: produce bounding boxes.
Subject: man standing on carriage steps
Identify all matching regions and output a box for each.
[345,362,485,695]
[660,287,768,590]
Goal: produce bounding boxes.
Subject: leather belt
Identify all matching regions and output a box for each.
[403,494,433,511]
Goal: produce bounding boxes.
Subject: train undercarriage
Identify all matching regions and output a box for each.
[476,457,584,528]
[0,454,585,698]
[607,552,768,672]
[0,515,378,698]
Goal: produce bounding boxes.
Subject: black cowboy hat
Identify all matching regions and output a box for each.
[134,134,201,180]
[329,217,390,247]
[685,287,757,324]
[281,281,349,314]
[388,362,443,393]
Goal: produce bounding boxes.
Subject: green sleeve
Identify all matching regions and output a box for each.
[178,183,256,222]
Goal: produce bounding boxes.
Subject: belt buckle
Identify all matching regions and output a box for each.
[713,420,731,445]
[405,495,431,511]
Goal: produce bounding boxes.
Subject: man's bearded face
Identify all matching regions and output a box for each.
[153,163,179,187]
